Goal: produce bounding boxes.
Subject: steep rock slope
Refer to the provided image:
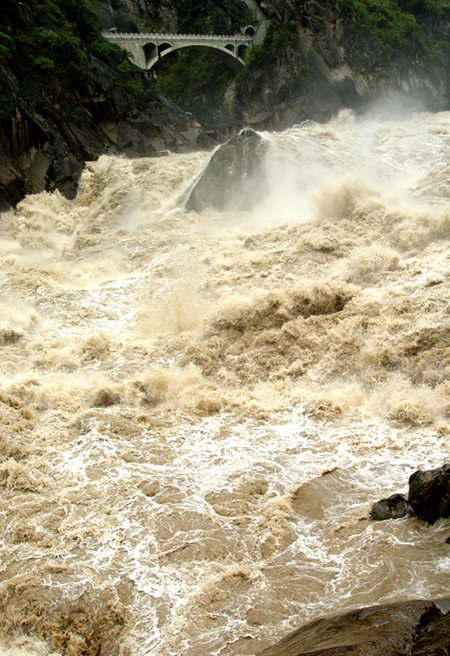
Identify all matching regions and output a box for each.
[0,0,202,211]
[232,0,450,127]
[94,0,250,34]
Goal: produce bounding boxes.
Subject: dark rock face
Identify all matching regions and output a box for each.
[93,0,178,33]
[413,608,450,655]
[408,464,450,525]
[224,0,450,133]
[256,599,450,656]
[0,73,86,210]
[185,128,269,212]
[0,62,202,212]
[370,493,409,521]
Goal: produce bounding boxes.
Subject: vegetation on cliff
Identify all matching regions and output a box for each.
[154,51,235,123]
[173,0,250,34]
[0,0,197,210]
[244,0,450,77]
[241,0,450,82]
[0,0,156,111]
[340,0,450,59]
[232,0,450,126]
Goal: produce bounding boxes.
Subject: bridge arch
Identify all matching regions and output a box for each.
[151,43,247,73]
[158,42,172,55]
[144,42,157,67]
[238,44,249,60]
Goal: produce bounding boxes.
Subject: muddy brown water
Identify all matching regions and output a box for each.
[1,108,450,656]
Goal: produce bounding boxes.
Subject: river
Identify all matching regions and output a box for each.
[0,107,450,656]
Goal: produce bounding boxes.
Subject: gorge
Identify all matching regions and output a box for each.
[1,0,450,208]
[1,2,450,656]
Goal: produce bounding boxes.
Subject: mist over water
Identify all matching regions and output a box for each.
[1,109,450,656]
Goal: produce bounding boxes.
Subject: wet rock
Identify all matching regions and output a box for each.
[256,599,450,656]
[413,608,450,655]
[0,57,203,211]
[370,493,409,521]
[185,128,269,212]
[408,464,450,524]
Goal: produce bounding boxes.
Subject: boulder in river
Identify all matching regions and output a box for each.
[185,128,269,212]
[370,493,409,521]
[256,599,450,656]
[408,463,450,524]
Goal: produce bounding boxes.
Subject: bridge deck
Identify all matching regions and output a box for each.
[102,32,253,43]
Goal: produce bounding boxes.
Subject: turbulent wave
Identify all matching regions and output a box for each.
[1,109,450,656]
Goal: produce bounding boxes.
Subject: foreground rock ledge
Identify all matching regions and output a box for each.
[256,599,450,656]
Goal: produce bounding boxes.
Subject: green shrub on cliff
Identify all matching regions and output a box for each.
[174,0,250,34]
[0,0,153,111]
[88,38,126,66]
[18,26,88,77]
[0,32,13,60]
[238,19,303,84]
[154,50,234,120]
[341,0,450,58]
[33,55,56,72]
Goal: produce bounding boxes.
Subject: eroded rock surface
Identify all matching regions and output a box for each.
[408,464,450,524]
[257,600,450,656]
[185,128,269,212]
[370,493,409,521]
[370,464,450,524]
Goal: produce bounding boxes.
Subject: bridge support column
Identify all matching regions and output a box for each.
[123,41,146,69]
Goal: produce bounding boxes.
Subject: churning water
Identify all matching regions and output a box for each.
[1,108,450,656]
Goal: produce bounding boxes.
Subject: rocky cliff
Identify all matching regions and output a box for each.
[1,0,450,209]
[0,0,212,211]
[231,0,450,129]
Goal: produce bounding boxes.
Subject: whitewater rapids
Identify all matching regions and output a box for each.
[0,108,450,656]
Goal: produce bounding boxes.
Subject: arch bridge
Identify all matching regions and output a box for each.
[102,31,254,73]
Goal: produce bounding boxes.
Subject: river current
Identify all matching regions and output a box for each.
[1,108,450,656]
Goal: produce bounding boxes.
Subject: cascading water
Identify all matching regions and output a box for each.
[1,108,450,656]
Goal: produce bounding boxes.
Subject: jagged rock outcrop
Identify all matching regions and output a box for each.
[370,493,409,521]
[94,0,178,33]
[256,599,450,656]
[408,464,450,525]
[185,128,269,212]
[370,463,450,524]
[227,0,450,130]
[93,0,249,34]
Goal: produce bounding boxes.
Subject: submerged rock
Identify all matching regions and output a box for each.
[408,464,450,524]
[370,493,409,521]
[256,599,450,656]
[185,128,269,212]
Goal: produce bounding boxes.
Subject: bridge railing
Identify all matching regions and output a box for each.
[102,32,253,42]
